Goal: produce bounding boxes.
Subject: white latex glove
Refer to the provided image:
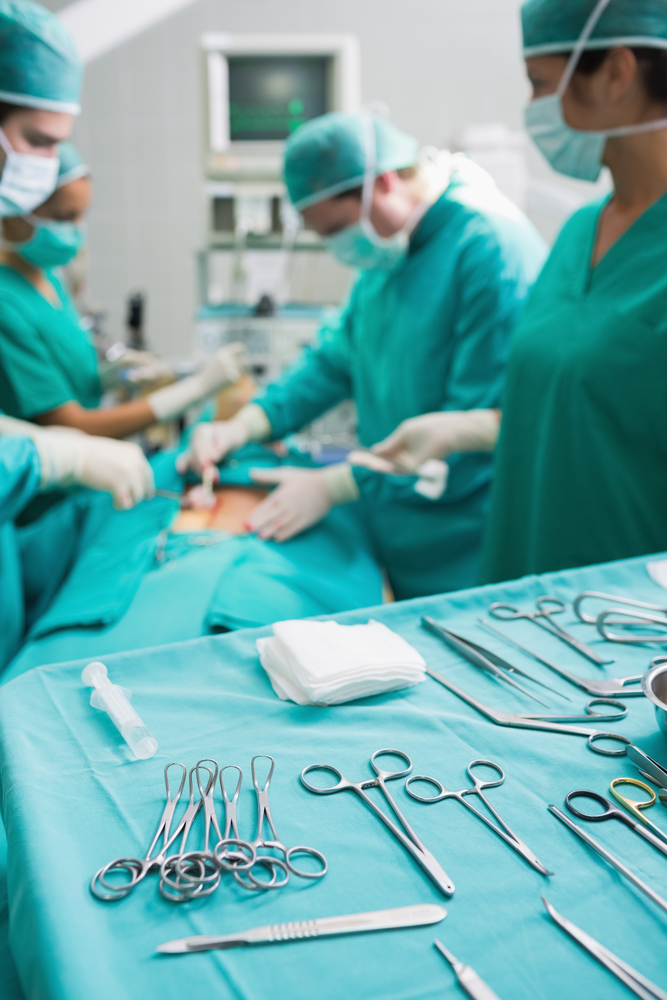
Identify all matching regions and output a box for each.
[247,463,359,542]
[176,404,272,478]
[99,346,159,391]
[35,426,154,510]
[371,410,501,472]
[147,343,248,422]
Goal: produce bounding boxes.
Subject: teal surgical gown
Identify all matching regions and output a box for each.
[0,264,101,420]
[0,436,40,671]
[482,191,667,582]
[256,159,547,599]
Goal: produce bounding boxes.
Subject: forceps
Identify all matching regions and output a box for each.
[91,762,187,900]
[478,618,643,698]
[159,764,217,901]
[565,783,667,856]
[490,596,612,665]
[405,760,552,875]
[235,755,327,891]
[595,608,667,644]
[543,898,667,1000]
[301,749,455,896]
[574,591,667,624]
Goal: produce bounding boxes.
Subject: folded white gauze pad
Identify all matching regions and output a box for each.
[256,619,426,706]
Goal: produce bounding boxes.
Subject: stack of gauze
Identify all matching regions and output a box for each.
[256,619,427,705]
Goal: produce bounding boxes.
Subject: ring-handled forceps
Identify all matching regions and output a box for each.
[574,591,667,624]
[159,764,216,901]
[596,607,667,644]
[490,596,613,665]
[301,749,455,896]
[405,760,552,875]
[236,755,327,891]
[565,783,667,856]
[213,765,258,876]
[91,762,187,901]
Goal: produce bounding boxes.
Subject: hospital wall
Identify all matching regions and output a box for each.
[45,0,532,358]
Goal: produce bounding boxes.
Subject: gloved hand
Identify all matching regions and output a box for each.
[247,463,359,542]
[34,426,154,510]
[147,343,248,422]
[99,346,160,391]
[371,410,501,472]
[176,403,272,478]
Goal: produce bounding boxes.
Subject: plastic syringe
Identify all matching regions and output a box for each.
[82,661,158,759]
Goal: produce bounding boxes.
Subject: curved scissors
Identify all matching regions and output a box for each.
[91,762,187,901]
[235,755,327,891]
[490,596,612,665]
[565,784,667,857]
[405,760,552,875]
[301,748,454,896]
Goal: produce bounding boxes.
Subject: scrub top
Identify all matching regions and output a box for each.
[481,192,667,583]
[256,158,547,600]
[0,436,40,670]
[0,264,101,420]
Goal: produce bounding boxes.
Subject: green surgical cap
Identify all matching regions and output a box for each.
[523,0,667,56]
[56,141,89,188]
[0,1,82,114]
[284,112,420,211]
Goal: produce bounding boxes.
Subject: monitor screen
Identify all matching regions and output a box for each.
[228,55,329,141]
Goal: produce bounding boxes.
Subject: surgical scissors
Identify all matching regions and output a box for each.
[425,666,661,766]
[235,755,327,891]
[405,760,552,875]
[490,596,612,665]
[565,783,667,856]
[91,762,187,901]
[301,749,455,896]
[477,618,643,698]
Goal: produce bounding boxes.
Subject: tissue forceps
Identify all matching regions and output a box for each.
[422,617,551,707]
[405,760,552,875]
[91,762,187,900]
[235,755,327,891]
[489,597,612,665]
[159,765,216,901]
[301,749,455,897]
[477,618,642,698]
[595,608,667,644]
[543,897,667,1000]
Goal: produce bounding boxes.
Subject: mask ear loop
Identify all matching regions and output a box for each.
[359,113,378,234]
[0,126,13,158]
[557,0,613,99]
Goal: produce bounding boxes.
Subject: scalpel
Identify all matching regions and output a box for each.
[157,903,446,954]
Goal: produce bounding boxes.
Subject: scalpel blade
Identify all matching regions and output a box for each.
[157,903,447,954]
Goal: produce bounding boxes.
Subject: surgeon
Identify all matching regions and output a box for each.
[0,141,246,436]
[181,112,546,599]
[371,0,667,584]
[0,1,155,665]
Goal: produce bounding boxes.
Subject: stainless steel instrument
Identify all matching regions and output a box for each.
[434,939,504,1000]
[156,903,447,954]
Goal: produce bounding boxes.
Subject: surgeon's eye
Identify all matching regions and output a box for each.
[22,129,58,150]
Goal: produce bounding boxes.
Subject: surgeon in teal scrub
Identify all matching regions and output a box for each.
[0,141,247,439]
[368,0,667,585]
[182,113,546,600]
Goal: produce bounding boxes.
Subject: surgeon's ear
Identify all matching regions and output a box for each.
[603,47,640,105]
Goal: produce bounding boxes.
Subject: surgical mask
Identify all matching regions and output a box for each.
[12,215,85,268]
[525,0,667,182]
[326,116,409,271]
[0,127,59,217]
